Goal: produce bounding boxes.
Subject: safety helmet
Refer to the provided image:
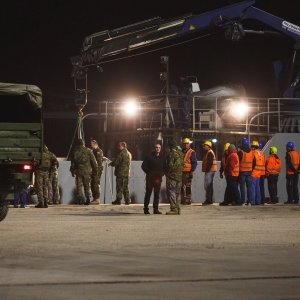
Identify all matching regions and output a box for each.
[270,146,278,155]
[286,141,294,149]
[241,138,249,146]
[224,142,230,151]
[258,141,263,149]
[203,140,212,148]
[182,138,191,144]
[251,140,259,147]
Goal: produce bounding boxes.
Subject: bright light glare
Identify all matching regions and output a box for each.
[122,99,139,116]
[230,101,249,120]
[212,138,218,143]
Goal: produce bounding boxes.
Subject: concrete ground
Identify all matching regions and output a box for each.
[0,204,300,300]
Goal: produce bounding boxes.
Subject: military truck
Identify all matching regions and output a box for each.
[0,83,43,221]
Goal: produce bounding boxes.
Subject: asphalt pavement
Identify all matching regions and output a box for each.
[0,204,300,299]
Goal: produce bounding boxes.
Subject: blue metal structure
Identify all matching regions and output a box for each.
[71,0,300,97]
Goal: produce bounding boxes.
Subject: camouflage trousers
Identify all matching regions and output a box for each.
[91,171,102,200]
[76,175,92,203]
[48,171,60,204]
[116,176,130,202]
[36,170,49,205]
[166,177,182,213]
[181,172,192,204]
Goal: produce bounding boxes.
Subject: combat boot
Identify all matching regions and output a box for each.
[125,199,131,205]
[153,209,162,214]
[44,203,48,208]
[91,198,100,205]
[85,198,90,205]
[112,199,121,205]
[35,202,44,208]
[166,210,179,215]
[144,207,150,214]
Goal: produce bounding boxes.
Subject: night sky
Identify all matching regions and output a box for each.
[0,0,299,155]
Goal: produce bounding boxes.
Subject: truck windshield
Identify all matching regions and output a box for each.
[0,95,41,123]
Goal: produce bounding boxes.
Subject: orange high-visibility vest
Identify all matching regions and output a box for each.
[202,149,217,172]
[252,149,265,178]
[286,150,300,175]
[266,154,282,175]
[259,150,266,176]
[239,150,254,172]
[226,152,239,177]
[183,148,195,172]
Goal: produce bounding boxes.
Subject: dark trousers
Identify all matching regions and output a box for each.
[267,174,279,203]
[286,174,299,204]
[224,176,240,204]
[260,176,265,204]
[144,174,162,210]
[239,173,252,204]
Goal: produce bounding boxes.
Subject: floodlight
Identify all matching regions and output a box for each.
[229,100,249,120]
[122,98,139,116]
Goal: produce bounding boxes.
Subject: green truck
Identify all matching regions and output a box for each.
[0,83,43,221]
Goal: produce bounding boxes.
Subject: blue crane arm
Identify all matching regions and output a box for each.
[242,6,300,42]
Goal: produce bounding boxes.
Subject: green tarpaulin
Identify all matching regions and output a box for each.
[0,83,42,109]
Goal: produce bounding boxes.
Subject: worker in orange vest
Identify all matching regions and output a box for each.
[220,144,240,205]
[265,146,282,204]
[285,141,299,204]
[258,141,266,204]
[238,138,253,205]
[181,138,198,205]
[202,140,217,205]
[219,143,230,179]
[250,140,265,205]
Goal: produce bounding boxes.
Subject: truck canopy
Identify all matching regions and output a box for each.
[0,83,42,110]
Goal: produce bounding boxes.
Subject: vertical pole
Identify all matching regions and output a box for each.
[192,96,195,130]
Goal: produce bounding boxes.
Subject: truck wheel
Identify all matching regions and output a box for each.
[0,201,9,222]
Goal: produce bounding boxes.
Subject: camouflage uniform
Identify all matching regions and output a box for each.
[91,147,104,201]
[35,146,57,208]
[70,144,98,205]
[48,158,60,204]
[110,148,132,204]
[165,146,184,214]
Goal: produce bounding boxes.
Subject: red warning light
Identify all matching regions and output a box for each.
[23,164,32,171]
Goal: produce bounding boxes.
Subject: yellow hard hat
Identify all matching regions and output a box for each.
[203,140,212,148]
[182,138,191,144]
[224,142,230,151]
[251,140,259,147]
[270,146,278,155]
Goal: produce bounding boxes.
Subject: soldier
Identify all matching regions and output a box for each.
[181,138,197,205]
[70,139,98,205]
[35,145,57,208]
[164,140,184,215]
[90,139,104,205]
[48,155,60,204]
[109,142,132,205]
[202,140,217,205]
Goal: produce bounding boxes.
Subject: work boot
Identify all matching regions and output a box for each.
[35,202,44,208]
[144,207,150,214]
[112,199,121,205]
[153,209,162,214]
[125,199,131,205]
[91,198,100,205]
[85,198,90,205]
[166,210,179,215]
[44,203,48,208]
[202,201,213,205]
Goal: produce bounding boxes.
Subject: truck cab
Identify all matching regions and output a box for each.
[0,83,43,221]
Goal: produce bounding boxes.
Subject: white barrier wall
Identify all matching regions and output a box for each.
[58,132,300,205]
[58,160,225,204]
